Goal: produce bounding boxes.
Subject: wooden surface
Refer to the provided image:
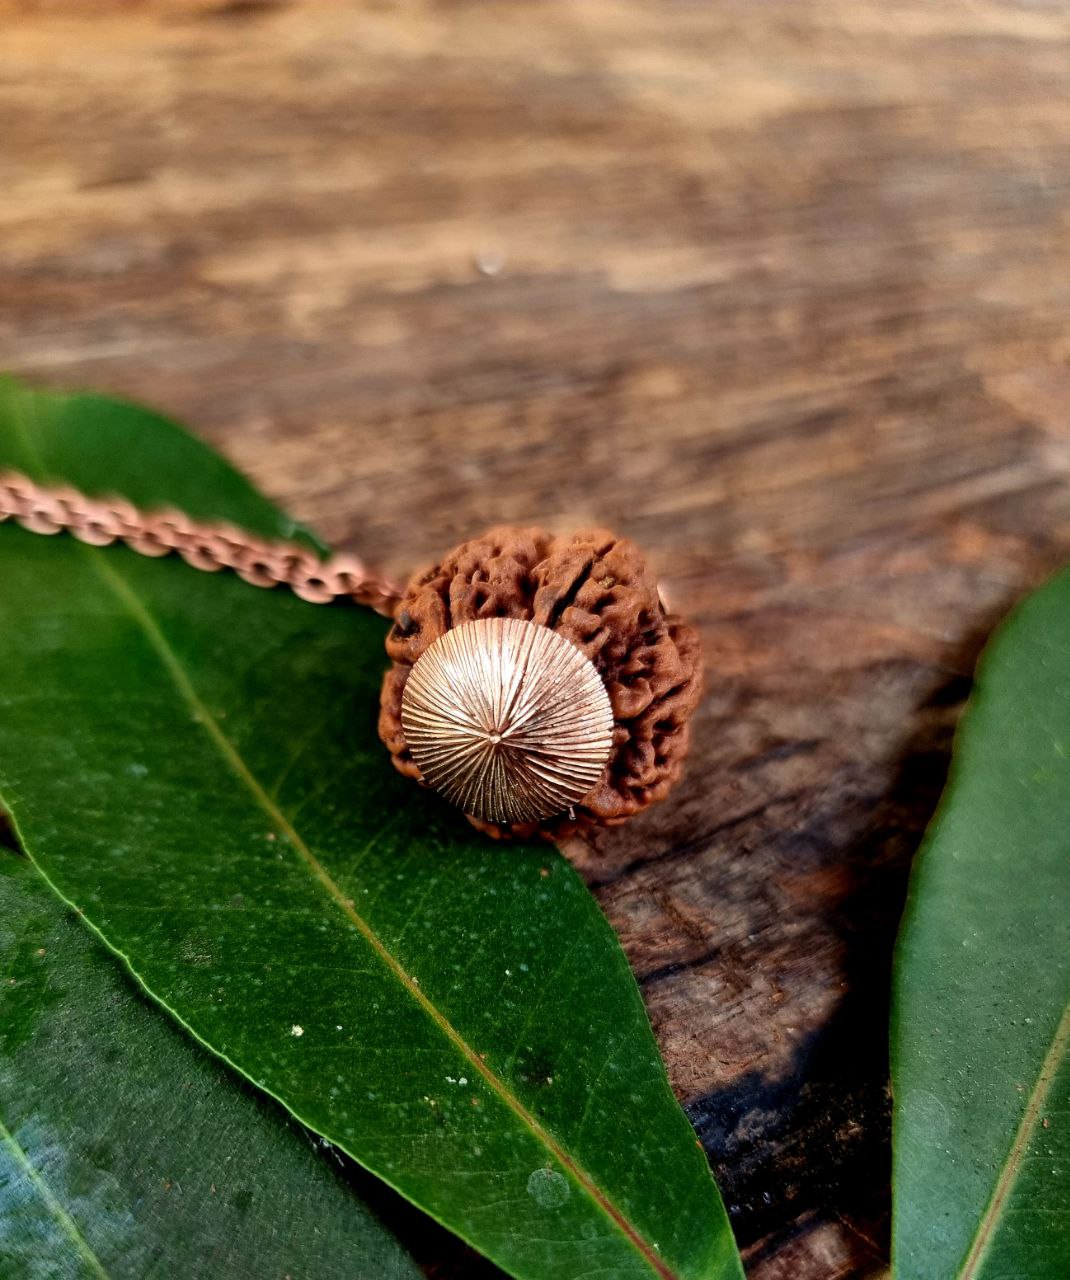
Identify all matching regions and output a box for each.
[4,3,1070,1276]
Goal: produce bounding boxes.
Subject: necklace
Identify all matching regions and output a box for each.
[0,469,701,840]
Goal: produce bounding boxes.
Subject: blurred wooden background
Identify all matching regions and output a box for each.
[3,2,1070,1276]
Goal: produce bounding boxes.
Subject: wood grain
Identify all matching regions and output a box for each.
[3,2,1069,1275]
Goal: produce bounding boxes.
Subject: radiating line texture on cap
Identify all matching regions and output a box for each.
[400,616,614,824]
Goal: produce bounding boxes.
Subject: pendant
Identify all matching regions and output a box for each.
[379,525,702,840]
[0,474,702,840]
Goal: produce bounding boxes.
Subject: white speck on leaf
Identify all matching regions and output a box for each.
[526,1167,570,1209]
[290,1025,304,1037]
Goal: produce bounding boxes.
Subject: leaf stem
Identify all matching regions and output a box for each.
[957,1000,1070,1278]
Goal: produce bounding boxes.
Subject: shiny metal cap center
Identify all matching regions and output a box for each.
[400,616,614,824]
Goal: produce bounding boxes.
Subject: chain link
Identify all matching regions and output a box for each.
[0,471,402,618]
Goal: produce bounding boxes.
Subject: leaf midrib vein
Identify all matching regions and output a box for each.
[956,999,1070,1279]
[0,1110,110,1280]
[87,553,678,1280]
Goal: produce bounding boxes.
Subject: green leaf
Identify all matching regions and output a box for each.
[892,569,1070,1279]
[0,379,742,1280]
[0,847,421,1279]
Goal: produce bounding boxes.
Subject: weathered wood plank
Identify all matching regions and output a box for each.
[3,3,1069,1274]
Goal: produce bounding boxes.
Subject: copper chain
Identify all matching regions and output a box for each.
[0,471,402,618]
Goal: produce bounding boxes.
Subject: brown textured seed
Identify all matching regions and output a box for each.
[379,525,703,840]
[401,617,614,824]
